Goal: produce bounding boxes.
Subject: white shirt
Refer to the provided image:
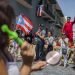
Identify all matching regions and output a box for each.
[46,36,54,45]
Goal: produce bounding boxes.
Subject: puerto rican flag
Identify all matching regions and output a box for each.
[37,5,44,16]
[16,15,33,34]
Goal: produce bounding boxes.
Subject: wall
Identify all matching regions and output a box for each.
[9,0,63,36]
[9,0,51,32]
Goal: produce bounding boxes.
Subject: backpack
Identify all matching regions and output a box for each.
[62,47,67,55]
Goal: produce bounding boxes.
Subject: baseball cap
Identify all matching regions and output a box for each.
[67,17,71,19]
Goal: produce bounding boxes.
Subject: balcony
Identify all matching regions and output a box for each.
[42,10,54,20]
[56,9,64,17]
[56,23,62,28]
[55,13,64,25]
[45,5,55,19]
[38,4,55,21]
[55,19,63,28]
[16,0,32,8]
[59,21,63,26]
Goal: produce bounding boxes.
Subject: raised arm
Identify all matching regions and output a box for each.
[36,31,45,40]
[20,41,34,75]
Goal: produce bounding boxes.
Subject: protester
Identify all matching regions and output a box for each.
[62,16,75,66]
[45,31,54,53]
[0,0,34,75]
[35,24,46,61]
[62,17,75,44]
[59,34,69,67]
[53,37,61,51]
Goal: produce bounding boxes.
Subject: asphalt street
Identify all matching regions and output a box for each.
[31,64,75,75]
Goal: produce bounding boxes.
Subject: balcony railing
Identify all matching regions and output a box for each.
[56,23,62,28]
[57,16,63,26]
[44,5,55,19]
[16,0,32,8]
[37,4,55,21]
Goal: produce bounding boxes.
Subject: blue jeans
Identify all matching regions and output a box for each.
[35,39,45,60]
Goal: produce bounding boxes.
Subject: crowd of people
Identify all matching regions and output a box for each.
[34,24,75,67]
[9,20,75,68]
[0,0,75,75]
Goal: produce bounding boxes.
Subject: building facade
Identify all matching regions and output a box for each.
[9,0,65,36]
